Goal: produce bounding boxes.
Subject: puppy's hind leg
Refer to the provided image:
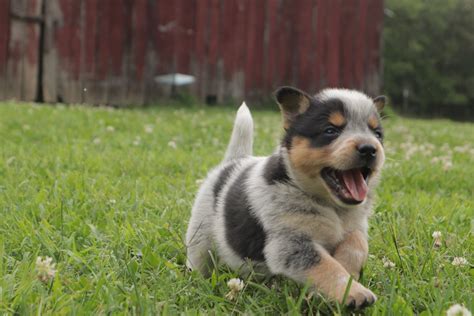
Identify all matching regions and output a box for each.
[185,205,215,277]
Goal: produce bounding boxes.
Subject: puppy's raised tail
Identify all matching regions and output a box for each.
[224,102,253,162]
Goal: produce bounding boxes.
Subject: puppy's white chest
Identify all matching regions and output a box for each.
[339,208,370,236]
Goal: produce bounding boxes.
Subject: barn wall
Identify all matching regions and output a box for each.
[0,0,384,106]
[0,0,43,101]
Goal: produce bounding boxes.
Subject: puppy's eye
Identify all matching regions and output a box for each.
[324,127,339,135]
[374,129,383,139]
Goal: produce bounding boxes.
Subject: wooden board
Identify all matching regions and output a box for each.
[0,0,10,99]
[1,0,42,101]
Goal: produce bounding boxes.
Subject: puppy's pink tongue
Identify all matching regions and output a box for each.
[341,169,368,202]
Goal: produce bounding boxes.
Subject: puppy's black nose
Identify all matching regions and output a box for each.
[357,144,377,160]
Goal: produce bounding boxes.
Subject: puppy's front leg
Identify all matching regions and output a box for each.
[333,230,368,280]
[265,232,376,309]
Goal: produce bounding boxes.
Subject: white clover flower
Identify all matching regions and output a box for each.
[227,278,244,291]
[442,156,452,163]
[443,161,453,171]
[404,144,418,160]
[36,256,56,283]
[451,257,469,267]
[133,136,141,146]
[225,278,244,300]
[108,199,116,205]
[382,257,396,269]
[423,149,433,156]
[106,126,115,132]
[453,145,470,153]
[168,140,177,149]
[92,137,101,145]
[144,125,154,134]
[446,304,472,316]
[432,231,442,248]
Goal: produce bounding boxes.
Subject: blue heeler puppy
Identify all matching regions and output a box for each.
[186,86,386,309]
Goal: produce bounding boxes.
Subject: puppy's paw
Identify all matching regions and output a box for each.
[343,282,377,310]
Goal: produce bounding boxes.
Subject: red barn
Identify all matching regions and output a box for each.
[0,0,384,105]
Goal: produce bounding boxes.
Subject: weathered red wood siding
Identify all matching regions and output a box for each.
[0,0,384,105]
[0,0,42,101]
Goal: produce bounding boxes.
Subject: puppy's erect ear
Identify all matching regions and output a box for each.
[274,86,312,129]
[373,95,386,112]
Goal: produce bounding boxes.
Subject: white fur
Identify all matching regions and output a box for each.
[185,166,222,273]
[224,102,253,162]
[317,88,376,115]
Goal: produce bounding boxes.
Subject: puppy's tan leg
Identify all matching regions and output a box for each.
[265,232,376,309]
[332,230,368,280]
[306,250,376,309]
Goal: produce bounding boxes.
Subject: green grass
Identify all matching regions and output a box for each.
[0,101,472,315]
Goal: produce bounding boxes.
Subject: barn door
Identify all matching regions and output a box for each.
[0,0,43,101]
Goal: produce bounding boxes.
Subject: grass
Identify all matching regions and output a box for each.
[0,101,473,315]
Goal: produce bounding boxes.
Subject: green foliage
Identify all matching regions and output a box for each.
[0,102,473,314]
[384,0,474,118]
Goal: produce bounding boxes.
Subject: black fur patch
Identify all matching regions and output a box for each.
[280,232,321,270]
[224,165,266,261]
[263,154,290,185]
[213,162,238,204]
[283,98,346,149]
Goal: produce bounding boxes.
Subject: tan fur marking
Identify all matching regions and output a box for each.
[374,96,385,111]
[333,230,368,280]
[330,138,359,170]
[289,137,331,178]
[368,115,379,129]
[282,113,291,129]
[280,95,311,129]
[298,95,311,113]
[328,111,346,127]
[306,250,377,305]
[307,252,351,300]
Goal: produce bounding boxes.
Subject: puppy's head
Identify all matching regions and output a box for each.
[275,86,386,207]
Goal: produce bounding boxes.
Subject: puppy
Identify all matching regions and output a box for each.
[186,86,386,309]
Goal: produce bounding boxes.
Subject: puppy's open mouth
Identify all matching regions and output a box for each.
[321,167,372,205]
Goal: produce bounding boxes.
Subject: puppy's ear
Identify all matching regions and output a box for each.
[373,95,386,112]
[274,86,312,129]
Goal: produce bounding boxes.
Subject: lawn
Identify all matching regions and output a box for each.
[0,101,472,315]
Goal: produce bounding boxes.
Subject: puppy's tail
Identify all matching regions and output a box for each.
[223,102,253,162]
